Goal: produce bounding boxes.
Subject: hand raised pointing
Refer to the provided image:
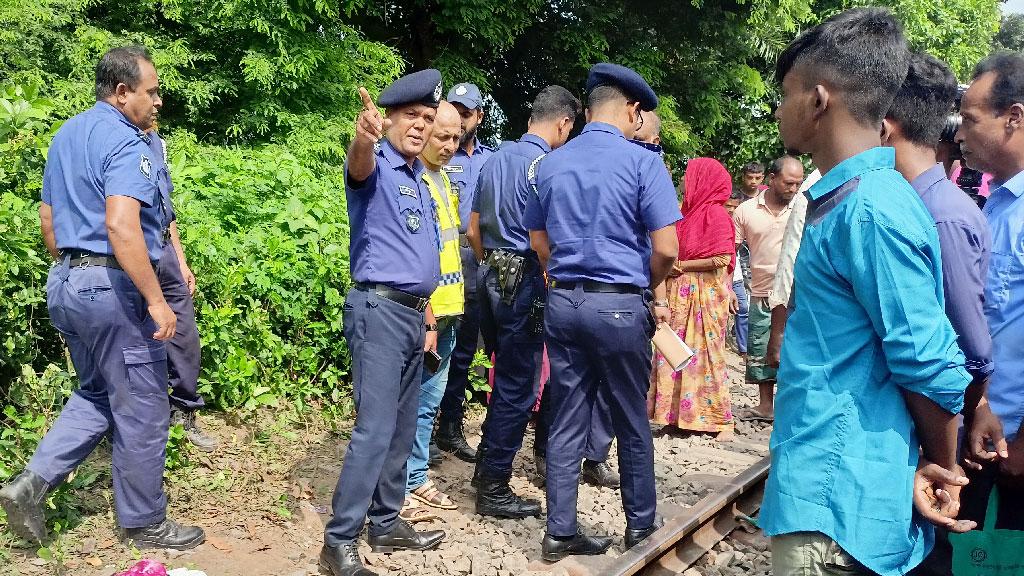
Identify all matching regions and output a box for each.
[356,87,392,145]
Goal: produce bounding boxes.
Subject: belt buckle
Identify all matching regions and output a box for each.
[75,256,91,269]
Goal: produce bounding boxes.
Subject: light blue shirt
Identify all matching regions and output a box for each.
[982,170,1024,442]
[762,147,970,576]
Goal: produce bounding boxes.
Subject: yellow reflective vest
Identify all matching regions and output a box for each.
[422,169,464,317]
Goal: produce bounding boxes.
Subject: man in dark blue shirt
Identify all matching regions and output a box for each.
[524,63,681,560]
[465,85,580,519]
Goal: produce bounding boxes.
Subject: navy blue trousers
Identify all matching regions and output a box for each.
[438,247,481,426]
[28,257,169,528]
[535,382,614,462]
[477,263,545,479]
[156,242,204,411]
[324,287,424,545]
[544,286,657,536]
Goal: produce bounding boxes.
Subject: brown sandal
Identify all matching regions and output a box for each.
[409,480,458,510]
[400,498,440,523]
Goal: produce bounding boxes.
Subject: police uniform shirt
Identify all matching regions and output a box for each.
[523,121,681,287]
[147,132,176,225]
[443,137,494,233]
[346,137,441,298]
[42,101,166,261]
[472,133,550,254]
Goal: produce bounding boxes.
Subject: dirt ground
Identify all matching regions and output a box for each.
[1,350,768,576]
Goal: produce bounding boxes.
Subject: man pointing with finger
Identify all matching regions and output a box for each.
[320,69,446,576]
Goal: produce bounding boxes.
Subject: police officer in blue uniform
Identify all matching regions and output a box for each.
[524,63,681,560]
[465,85,581,518]
[319,69,446,576]
[147,131,217,453]
[0,46,205,550]
[435,82,495,463]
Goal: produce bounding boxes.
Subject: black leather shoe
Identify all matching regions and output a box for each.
[476,478,542,519]
[470,445,488,488]
[171,409,218,452]
[319,543,378,576]
[368,520,445,553]
[625,517,665,549]
[581,460,620,488]
[428,441,443,467]
[541,531,613,561]
[124,517,205,550]
[534,452,547,482]
[0,470,50,543]
[436,418,477,462]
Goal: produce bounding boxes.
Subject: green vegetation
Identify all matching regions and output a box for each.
[0,0,1002,539]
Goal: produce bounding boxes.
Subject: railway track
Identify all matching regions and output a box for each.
[543,453,771,576]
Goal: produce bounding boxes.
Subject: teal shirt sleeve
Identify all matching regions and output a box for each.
[844,211,970,413]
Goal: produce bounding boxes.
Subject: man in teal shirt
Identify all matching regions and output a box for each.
[766,8,970,575]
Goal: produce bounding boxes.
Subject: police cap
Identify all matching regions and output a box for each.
[586,63,658,111]
[378,69,443,109]
[447,82,483,110]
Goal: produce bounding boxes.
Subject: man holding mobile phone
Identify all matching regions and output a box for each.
[400,101,466,522]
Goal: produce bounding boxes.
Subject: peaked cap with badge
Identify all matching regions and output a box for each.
[447,82,483,110]
[378,68,443,109]
[586,62,659,111]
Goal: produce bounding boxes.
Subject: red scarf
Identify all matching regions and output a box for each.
[676,157,736,273]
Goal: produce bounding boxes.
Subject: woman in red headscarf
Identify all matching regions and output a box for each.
[648,158,737,441]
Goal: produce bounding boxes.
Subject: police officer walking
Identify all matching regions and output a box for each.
[524,63,680,560]
[319,69,446,576]
[435,82,495,463]
[0,46,205,550]
[147,130,218,453]
[466,85,581,518]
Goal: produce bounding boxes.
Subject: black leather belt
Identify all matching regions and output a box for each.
[66,250,124,271]
[353,283,429,312]
[548,280,643,295]
[65,250,157,271]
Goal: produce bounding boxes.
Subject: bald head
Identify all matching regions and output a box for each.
[634,110,661,144]
[422,101,463,169]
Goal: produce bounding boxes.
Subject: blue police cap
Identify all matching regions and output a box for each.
[585,63,659,111]
[447,82,483,109]
[378,68,443,109]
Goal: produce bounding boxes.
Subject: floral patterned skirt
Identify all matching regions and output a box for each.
[647,266,734,432]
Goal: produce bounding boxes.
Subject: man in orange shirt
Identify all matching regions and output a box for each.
[732,156,804,421]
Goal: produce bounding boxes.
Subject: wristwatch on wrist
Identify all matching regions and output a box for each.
[425,323,439,332]
[653,300,669,308]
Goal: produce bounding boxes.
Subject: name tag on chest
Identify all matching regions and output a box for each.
[442,165,464,174]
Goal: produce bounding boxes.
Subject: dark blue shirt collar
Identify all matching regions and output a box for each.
[519,132,551,153]
[94,101,148,137]
[581,121,626,139]
[380,136,424,175]
[909,163,947,197]
[455,136,488,158]
[808,147,895,200]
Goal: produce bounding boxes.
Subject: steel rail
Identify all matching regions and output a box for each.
[602,454,771,576]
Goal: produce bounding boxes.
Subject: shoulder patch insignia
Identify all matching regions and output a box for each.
[528,153,546,196]
[140,155,153,179]
[442,165,464,173]
[398,185,418,198]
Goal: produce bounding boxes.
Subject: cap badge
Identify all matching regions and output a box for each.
[433,81,443,102]
[455,85,468,96]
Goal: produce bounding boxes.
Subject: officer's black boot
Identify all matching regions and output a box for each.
[470,444,488,488]
[319,542,378,576]
[476,476,542,519]
[0,470,50,544]
[581,459,620,488]
[428,441,443,467]
[367,519,445,553]
[435,417,477,462]
[541,530,613,561]
[625,516,665,549]
[124,517,205,550]
[171,408,218,453]
[534,450,547,483]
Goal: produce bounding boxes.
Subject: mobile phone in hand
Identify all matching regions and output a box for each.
[424,349,442,373]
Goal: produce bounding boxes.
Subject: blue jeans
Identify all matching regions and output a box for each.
[406,319,458,492]
[732,279,749,354]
